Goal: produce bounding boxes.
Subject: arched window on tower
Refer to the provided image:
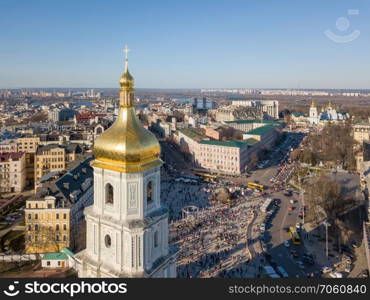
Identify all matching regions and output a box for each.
[96,127,103,135]
[147,181,154,204]
[105,183,114,205]
[154,231,159,248]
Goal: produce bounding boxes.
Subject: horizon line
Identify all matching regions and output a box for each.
[1,87,370,91]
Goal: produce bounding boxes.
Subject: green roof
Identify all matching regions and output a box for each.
[179,128,205,141]
[199,139,248,148]
[42,252,68,260]
[245,124,277,136]
[61,248,74,258]
[224,120,256,124]
[224,119,278,125]
[292,112,306,117]
[244,138,259,146]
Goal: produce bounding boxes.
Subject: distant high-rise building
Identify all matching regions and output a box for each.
[193,97,215,110]
[49,108,78,122]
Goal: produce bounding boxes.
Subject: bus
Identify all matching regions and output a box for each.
[289,226,301,245]
[247,182,264,191]
[195,173,218,182]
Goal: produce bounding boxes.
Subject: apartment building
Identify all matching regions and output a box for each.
[174,122,281,174]
[34,144,82,188]
[243,124,281,149]
[25,156,93,253]
[16,136,40,153]
[175,129,259,174]
[0,152,26,193]
[353,123,370,144]
[16,136,40,187]
[0,140,18,153]
[25,196,71,254]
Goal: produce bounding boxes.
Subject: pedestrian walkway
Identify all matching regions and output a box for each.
[302,222,332,267]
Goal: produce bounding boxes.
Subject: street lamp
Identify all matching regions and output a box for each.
[301,190,305,225]
[323,220,331,259]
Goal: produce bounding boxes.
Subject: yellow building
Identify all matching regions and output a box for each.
[34,144,81,189]
[25,196,70,254]
[353,123,370,144]
[16,136,40,187]
[16,136,40,153]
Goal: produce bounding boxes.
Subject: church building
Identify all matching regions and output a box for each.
[74,47,177,278]
[308,101,349,125]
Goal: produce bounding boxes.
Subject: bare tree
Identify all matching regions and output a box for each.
[304,175,356,246]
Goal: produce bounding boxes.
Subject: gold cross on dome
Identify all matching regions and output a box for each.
[123,45,130,61]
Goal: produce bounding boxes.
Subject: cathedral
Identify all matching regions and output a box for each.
[308,101,349,125]
[74,48,177,277]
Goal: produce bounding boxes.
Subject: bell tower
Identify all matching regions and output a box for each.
[74,47,177,278]
[309,101,319,125]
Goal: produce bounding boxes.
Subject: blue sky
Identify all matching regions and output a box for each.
[0,0,369,89]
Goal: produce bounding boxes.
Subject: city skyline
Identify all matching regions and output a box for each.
[1,0,370,89]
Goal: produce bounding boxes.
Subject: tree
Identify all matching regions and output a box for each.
[248,153,259,169]
[25,225,61,254]
[304,175,356,246]
[298,123,356,170]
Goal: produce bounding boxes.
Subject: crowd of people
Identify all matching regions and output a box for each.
[272,161,299,187]
[168,186,271,278]
[159,140,300,278]
[160,180,209,222]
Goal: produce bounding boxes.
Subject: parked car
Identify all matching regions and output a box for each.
[273,198,281,205]
[296,261,305,269]
[329,272,343,278]
[359,269,369,278]
[344,265,352,273]
[291,250,299,258]
[321,266,333,274]
[276,266,289,278]
[302,255,314,265]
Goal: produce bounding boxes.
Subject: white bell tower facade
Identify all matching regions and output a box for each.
[309,101,319,125]
[74,47,177,278]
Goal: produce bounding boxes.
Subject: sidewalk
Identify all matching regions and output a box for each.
[302,222,334,267]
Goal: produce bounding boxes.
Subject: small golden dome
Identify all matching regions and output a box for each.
[91,46,162,173]
[120,69,134,89]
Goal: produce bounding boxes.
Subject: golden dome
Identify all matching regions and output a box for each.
[119,69,134,89]
[91,47,162,173]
